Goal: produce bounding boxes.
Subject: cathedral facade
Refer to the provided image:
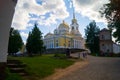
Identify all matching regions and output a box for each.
[43,14,85,49]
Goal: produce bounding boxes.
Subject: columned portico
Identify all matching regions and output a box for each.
[0,0,17,80]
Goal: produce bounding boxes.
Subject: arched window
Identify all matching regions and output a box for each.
[68,41,71,47]
[101,35,104,39]
[102,44,104,46]
[56,40,58,47]
[72,27,74,30]
[76,27,78,30]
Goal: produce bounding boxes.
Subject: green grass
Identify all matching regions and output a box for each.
[6,73,24,80]
[8,54,74,79]
[6,68,24,80]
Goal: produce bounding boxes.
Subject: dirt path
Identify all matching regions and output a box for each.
[58,55,120,80]
[43,55,120,80]
[42,59,88,80]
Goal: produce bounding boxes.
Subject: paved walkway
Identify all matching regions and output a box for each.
[58,55,120,80]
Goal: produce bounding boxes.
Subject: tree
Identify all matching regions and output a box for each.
[26,23,43,55]
[85,21,100,54]
[100,0,120,43]
[8,28,23,55]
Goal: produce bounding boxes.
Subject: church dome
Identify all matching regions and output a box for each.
[47,32,53,35]
[58,20,69,29]
[58,20,69,35]
[72,18,77,23]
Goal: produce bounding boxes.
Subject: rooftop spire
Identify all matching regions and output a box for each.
[63,20,65,23]
[73,9,75,19]
[71,0,75,19]
[71,0,77,24]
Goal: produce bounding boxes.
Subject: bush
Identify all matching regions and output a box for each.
[54,53,66,59]
[112,53,120,57]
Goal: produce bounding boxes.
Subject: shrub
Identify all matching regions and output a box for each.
[54,53,66,59]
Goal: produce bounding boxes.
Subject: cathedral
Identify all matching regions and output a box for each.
[43,13,85,49]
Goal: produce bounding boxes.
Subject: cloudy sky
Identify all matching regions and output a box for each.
[12,0,109,43]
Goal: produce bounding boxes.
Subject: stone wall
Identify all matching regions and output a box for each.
[45,48,86,54]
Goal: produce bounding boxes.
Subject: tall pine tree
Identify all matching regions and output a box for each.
[26,23,43,55]
[85,21,100,54]
[8,28,23,55]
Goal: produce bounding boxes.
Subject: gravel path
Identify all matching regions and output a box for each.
[58,55,120,80]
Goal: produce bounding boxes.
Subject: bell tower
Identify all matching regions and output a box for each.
[70,11,81,36]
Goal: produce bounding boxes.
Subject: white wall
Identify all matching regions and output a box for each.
[100,31,111,40]
[113,43,120,54]
[0,0,16,62]
[100,43,113,53]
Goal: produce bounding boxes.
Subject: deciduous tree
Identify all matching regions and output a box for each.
[100,0,120,43]
[85,21,100,54]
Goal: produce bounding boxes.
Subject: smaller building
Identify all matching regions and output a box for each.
[99,28,120,54]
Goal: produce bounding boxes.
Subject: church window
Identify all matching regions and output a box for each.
[72,27,74,30]
[56,40,58,47]
[102,44,106,50]
[68,41,71,47]
[102,44,104,46]
[56,43,58,47]
[107,49,110,53]
[101,35,104,39]
[76,27,78,30]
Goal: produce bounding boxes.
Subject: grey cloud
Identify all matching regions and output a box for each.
[23,3,29,9]
[73,0,109,23]
[75,0,95,6]
[12,0,69,30]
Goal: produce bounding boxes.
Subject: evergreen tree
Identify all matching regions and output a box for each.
[100,0,120,43]
[85,21,100,54]
[8,28,23,55]
[26,23,43,55]
[26,32,32,54]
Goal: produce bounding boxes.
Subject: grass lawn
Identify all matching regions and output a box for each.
[6,68,24,80]
[6,73,24,80]
[8,54,74,80]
